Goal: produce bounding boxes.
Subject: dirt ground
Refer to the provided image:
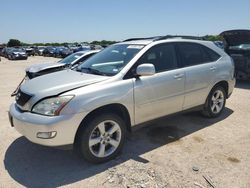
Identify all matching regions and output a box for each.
[0,56,249,188]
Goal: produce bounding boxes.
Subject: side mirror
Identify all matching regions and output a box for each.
[136,63,155,76]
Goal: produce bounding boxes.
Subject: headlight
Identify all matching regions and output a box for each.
[32,95,74,116]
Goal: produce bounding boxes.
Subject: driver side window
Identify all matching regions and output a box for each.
[124,43,178,79]
[140,43,177,72]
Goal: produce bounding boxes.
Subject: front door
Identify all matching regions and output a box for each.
[132,43,185,124]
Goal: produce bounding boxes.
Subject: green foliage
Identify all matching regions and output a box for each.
[91,40,118,46]
[7,39,21,47]
[203,35,223,41]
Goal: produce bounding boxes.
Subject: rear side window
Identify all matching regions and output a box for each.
[202,46,221,62]
[177,43,211,67]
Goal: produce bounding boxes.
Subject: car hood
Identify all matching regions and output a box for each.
[20,69,109,97]
[25,62,65,73]
[220,30,250,46]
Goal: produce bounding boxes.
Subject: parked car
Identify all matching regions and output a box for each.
[34,46,46,56]
[90,44,104,50]
[43,46,56,57]
[220,29,250,80]
[67,44,78,52]
[2,47,13,58]
[25,50,100,79]
[74,44,91,52]
[7,48,28,60]
[0,47,6,57]
[0,46,4,56]
[9,36,235,163]
[54,47,73,58]
[24,46,35,56]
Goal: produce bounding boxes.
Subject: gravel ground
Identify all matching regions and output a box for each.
[0,56,249,188]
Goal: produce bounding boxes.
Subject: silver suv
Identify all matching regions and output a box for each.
[9,36,235,163]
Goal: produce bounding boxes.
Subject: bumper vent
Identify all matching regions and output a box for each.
[16,90,32,106]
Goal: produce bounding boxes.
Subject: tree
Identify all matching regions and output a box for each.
[7,39,21,47]
[203,35,223,41]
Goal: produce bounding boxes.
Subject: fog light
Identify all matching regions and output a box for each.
[37,131,57,139]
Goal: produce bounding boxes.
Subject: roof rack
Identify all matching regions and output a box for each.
[123,36,160,42]
[153,35,206,41]
[123,35,206,43]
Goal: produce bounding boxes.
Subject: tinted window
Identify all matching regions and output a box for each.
[178,43,211,66]
[202,46,221,62]
[139,43,178,72]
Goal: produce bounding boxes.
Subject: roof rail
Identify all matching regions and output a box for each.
[154,35,206,41]
[123,36,160,42]
[123,35,206,42]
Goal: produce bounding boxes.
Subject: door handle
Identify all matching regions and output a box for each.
[174,73,184,79]
[210,66,216,71]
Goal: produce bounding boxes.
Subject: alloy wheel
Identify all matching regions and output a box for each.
[88,120,122,158]
[210,90,224,113]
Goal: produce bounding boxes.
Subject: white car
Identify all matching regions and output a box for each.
[9,36,235,163]
[25,50,100,79]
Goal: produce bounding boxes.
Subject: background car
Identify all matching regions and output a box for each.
[0,47,6,57]
[34,46,46,55]
[24,46,35,56]
[54,46,73,58]
[25,50,100,79]
[220,29,250,80]
[0,46,4,56]
[7,48,28,60]
[2,47,12,58]
[74,44,91,52]
[43,46,56,57]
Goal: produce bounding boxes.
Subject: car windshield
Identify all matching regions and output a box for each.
[13,48,24,52]
[77,44,144,76]
[58,52,84,65]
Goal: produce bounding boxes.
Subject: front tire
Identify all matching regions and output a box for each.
[77,113,126,163]
[202,86,226,118]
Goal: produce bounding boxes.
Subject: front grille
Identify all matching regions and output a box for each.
[16,90,32,106]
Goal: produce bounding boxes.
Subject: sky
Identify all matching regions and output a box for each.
[0,0,250,43]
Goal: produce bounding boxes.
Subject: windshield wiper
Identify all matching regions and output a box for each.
[79,67,107,76]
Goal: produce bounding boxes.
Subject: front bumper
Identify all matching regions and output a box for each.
[13,55,28,60]
[9,103,84,146]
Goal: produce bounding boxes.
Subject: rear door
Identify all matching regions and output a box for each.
[130,43,185,124]
[176,42,220,110]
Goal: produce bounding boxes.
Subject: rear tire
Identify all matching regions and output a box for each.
[202,86,226,118]
[76,113,126,163]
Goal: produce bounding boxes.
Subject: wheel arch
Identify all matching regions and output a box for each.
[74,103,132,144]
[212,80,229,98]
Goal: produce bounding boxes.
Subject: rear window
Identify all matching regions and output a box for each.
[202,46,221,62]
